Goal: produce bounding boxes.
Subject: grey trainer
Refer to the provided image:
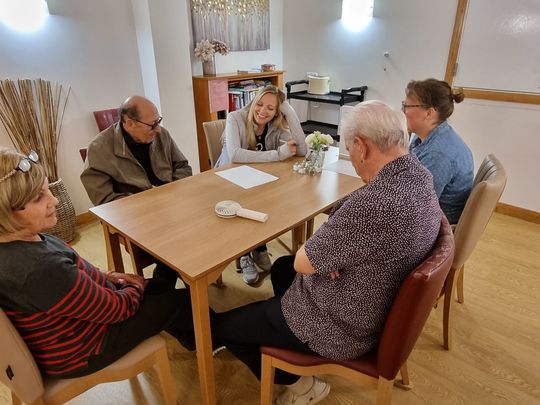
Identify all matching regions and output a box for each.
[240,255,259,284]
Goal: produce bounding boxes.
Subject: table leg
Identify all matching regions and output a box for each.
[291,223,307,253]
[125,240,155,277]
[190,277,216,405]
[102,223,124,273]
[306,218,315,239]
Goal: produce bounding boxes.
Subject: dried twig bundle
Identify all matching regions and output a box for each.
[0,79,70,181]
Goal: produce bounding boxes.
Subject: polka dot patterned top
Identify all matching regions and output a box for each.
[281,154,442,360]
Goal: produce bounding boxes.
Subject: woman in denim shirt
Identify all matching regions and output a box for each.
[404,78,473,225]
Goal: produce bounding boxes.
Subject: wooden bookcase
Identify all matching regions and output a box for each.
[192,71,284,171]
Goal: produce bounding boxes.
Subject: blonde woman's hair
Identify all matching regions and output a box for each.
[0,147,46,235]
[244,85,289,150]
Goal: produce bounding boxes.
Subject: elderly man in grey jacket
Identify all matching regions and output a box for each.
[80,96,193,304]
[81,95,192,206]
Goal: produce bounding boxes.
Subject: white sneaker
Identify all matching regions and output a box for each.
[275,377,330,405]
[212,345,226,357]
[240,255,259,284]
[252,249,272,271]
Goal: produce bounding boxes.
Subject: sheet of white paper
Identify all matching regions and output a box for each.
[216,165,279,189]
[323,159,360,178]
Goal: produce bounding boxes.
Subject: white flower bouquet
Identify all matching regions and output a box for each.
[293,131,334,175]
[305,131,334,151]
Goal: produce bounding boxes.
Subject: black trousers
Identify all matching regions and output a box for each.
[80,278,193,376]
[213,255,317,385]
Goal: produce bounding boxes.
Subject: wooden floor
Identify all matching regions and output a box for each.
[1,213,539,404]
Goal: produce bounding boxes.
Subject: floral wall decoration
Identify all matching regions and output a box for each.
[191,0,270,51]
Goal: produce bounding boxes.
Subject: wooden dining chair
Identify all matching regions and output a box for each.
[202,119,226,169]
[440,154,507,350]
[0,308,176,405]
[260,216,455,405]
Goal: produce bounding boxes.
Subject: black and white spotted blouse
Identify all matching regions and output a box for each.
[281,154,442,360]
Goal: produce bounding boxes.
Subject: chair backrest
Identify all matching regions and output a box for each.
[93,108,120,132]
[453,154,507,270]
[79,147,88,162]
[0,308,45,404]
[377,217,454,380]
[202,119,226,168]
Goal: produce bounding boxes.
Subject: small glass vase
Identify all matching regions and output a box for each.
[202,55,216,76]
[294,147,326,175]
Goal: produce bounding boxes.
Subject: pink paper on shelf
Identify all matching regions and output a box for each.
[208,79,228,112]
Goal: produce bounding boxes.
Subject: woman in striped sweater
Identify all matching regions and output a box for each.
[0,147,193,378]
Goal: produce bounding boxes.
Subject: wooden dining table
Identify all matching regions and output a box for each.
[90,152,363,404]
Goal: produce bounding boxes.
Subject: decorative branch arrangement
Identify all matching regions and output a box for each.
[0,79,70,182]
[194,39,230,62]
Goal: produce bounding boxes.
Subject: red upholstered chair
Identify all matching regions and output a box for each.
[78,108,119,163]
[260,217,455,405]
[93,108,120,132]
[79,147,88,162]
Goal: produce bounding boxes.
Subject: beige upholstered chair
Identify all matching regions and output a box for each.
[441,154,507,350]
[260,217,455,405]
[0,308,176,405]
[202,119,226,168]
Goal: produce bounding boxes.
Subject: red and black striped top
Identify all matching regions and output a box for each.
[0,234,143,377]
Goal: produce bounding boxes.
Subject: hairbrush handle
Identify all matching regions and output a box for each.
[237,208,268,223]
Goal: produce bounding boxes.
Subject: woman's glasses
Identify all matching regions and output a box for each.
[401,101,429,112]
[0,150,39,184]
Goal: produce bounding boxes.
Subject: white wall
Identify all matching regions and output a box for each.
[131,0,161,109]
[0,0,144,214]
[283,0,540,212]
[144,0,200,174]
[452,100,540,211]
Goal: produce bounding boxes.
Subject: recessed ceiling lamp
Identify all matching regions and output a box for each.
[341,0,374,32]
[0,0,49,33]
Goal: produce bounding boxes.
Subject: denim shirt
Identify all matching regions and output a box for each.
[409,121,473,224]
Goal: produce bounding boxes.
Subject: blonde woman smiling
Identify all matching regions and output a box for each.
[216,85,307,284]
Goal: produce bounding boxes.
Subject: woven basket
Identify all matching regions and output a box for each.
[46,178,76,242]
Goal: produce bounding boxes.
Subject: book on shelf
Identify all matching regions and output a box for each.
[227,79,272,111]
[237,68,262,74]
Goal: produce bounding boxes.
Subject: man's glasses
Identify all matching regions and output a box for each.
[132,116,163,130]
[401,102,429,112]
[0,150,39,184]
